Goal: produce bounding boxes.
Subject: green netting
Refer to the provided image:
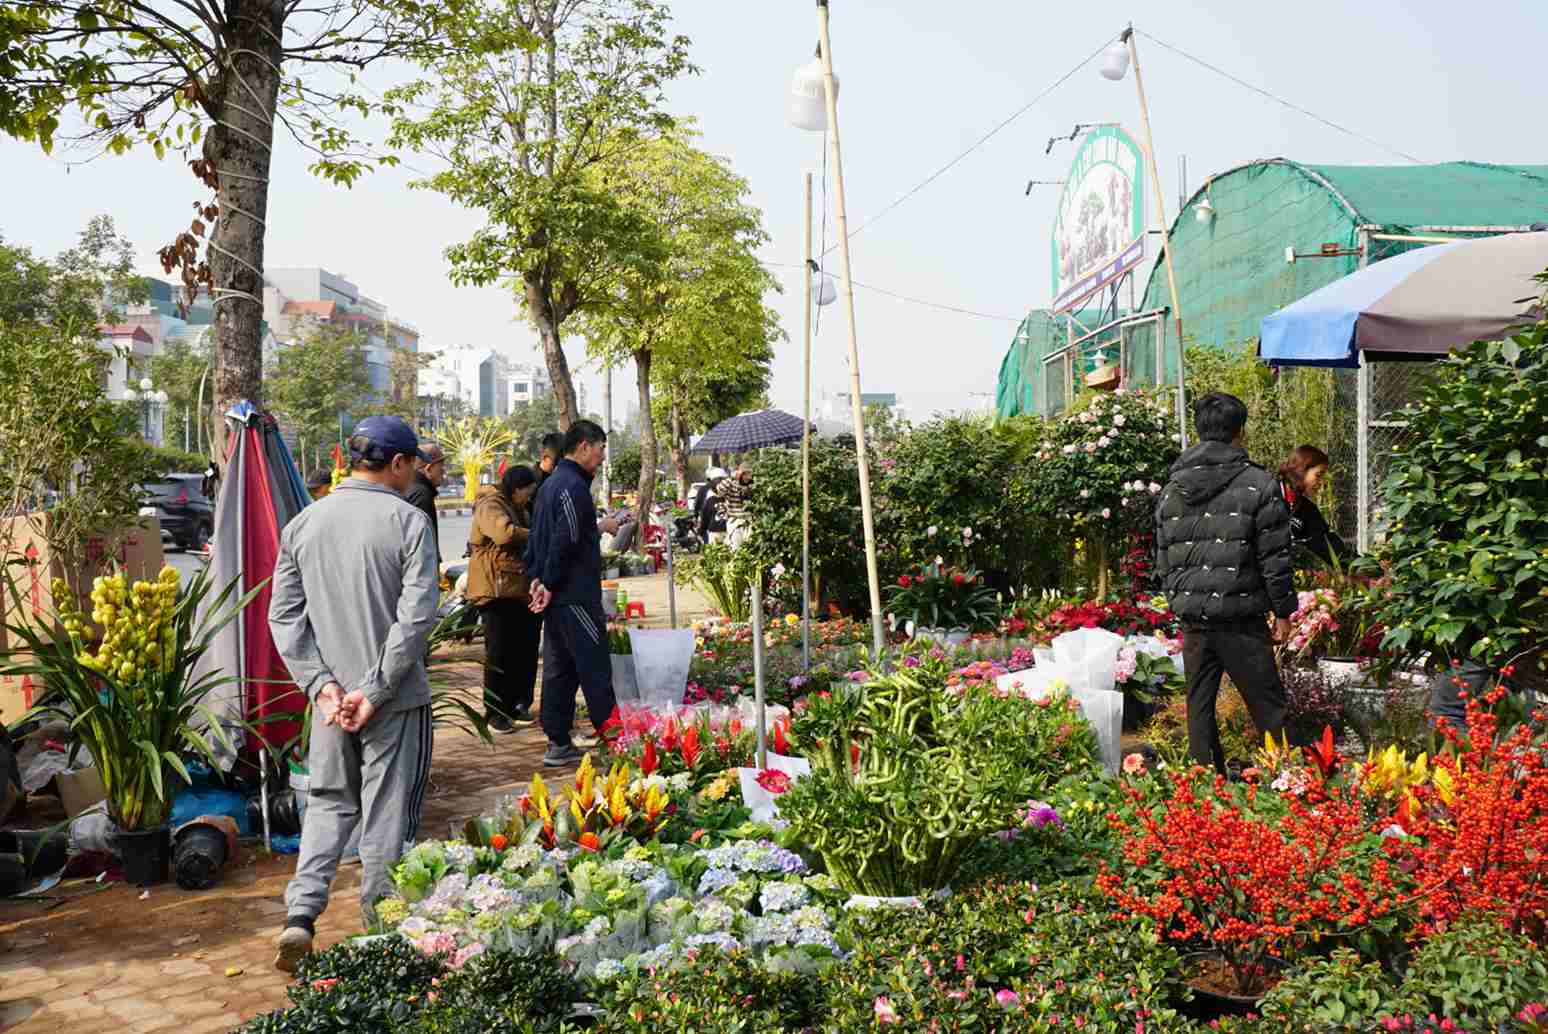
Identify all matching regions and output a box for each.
[996,159,1548,423]
[1304,161,1548,228]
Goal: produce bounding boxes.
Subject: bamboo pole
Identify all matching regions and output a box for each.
[1124,27,1189,448]
[816,0,885,657]
[802,171,814,672]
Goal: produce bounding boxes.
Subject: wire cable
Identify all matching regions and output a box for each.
[818,34,1115,257]
[1134,29,1425,164]
[765,261,1021,322]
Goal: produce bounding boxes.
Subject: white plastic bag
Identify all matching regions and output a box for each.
[611,654,639,703]
[736,754,811,822]
[1071,686,1125,772]
[628,628,695,710]
[1052,627,1124,695]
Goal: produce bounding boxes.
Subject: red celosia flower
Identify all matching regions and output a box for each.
[681,725,701,769]
[773,717,790,755]
[641,737,659,776]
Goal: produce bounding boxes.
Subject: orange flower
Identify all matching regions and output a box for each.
[489,834,509,851]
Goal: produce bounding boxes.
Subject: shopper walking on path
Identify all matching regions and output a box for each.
[1154,393,1297,775]
[720,463,752,547]
[404,441,446,568]
[525,420,620,767]
[268,415,440,972]
[468,464,541,731]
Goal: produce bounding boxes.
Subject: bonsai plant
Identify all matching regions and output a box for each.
[1,565,257,882]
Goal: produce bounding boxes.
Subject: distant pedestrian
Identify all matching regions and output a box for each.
[268,415,439,972]
[525,420,620,767]
[698,470,728,545]
[536,433,564,485]
[1275,445,1351,569]
[469,465,541,730]
[306,469,332,502]
[1155,393,1296,775]
[720,464,752,547]
[404,441,446,568]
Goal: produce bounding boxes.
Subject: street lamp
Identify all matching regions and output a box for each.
[127,378,166,444]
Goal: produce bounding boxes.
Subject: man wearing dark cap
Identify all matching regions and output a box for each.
[268,415,440,972]
[306,469,333,502]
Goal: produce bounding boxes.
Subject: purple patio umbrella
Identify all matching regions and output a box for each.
[690,409,814,454]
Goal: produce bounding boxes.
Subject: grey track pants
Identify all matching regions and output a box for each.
[284,703,433,927]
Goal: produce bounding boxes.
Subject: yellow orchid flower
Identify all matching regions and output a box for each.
[530,773,551,823]
[1433,766,1456,807]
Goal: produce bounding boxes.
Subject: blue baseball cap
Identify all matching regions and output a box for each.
[349,415,433,464]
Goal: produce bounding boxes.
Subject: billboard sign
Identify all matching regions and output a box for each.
[1050,125,1146,314]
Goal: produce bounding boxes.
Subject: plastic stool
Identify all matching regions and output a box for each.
[625,601,646,619]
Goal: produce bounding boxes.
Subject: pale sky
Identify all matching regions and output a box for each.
[4,0,1545,422]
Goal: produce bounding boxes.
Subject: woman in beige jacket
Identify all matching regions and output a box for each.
[466,465,540,730]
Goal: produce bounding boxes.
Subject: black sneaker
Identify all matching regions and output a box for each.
[543,742,582,767]
[487,715,514,734]
[509,708,535,725]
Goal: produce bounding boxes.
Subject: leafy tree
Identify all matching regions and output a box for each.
[744,440,867,614]
[385,0,694,431]
[505,393,563,465]
[385,341,435,425]
[0,215,146,327]
[265,323,373,464]
[575,130,781,512]
[0,317,157,577]
[0,0,459,428]
[149,333,213,454]
[654,347,773,498]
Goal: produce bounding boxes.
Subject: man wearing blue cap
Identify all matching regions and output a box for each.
[268,415,440,972]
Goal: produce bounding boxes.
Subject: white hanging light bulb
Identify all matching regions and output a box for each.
[812,270,837,307]
[787,51,837,132]
[1195,195,1215,224]
[1099,40,1131,81]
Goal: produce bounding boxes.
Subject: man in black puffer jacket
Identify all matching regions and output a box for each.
[1155,392,1297,774]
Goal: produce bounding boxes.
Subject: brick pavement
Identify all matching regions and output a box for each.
[0,573,712,1034]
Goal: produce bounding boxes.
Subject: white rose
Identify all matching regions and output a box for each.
[1113,414,1126,427]
[1079,489,1089,499]
[1102,508,1112,518]
[927,525,938,537]
[1149,482,1162,494]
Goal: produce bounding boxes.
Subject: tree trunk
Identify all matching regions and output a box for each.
[522,272,578,430]
[206,0,282,443]
[635,349,657,513]
[671,401,689,500]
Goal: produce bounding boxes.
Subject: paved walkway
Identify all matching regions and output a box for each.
[0,573,712,1034]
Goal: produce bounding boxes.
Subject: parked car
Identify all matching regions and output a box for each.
[140,474,214,551]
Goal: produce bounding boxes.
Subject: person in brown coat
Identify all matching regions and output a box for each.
[467,465,541,730]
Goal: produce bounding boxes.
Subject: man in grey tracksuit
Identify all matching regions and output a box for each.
[268,415,440,972]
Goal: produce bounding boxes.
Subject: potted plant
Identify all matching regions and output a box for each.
[887,562,999,643]
[0,566,257,885]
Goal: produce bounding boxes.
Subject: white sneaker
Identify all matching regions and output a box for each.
[274,925,313,973]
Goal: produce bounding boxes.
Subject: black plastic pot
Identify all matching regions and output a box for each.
[113,826,172,887]
[1121,693,1155,732]
[173,823,229,890]
[1177,952,1285,1020]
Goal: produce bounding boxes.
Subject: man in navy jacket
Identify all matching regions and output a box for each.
[525,420,620,766]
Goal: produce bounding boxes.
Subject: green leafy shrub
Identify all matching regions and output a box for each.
[825,880,1189,1033]
[1025,389,1179,599]
[744,439,870,613]
[591,946,825,1034]
[235,936,448,1034]
[1370,315,1548,681]
[673,541,757,621]
[778,657,1100,896]
[1392,918,1548,1025]
[1256,948,1398,1032]
[952,772,1125,888]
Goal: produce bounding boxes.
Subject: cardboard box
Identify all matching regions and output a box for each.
[1,514,164,725]
[54,764,107,817]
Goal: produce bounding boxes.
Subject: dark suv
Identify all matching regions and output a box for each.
[143,474,214,551]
